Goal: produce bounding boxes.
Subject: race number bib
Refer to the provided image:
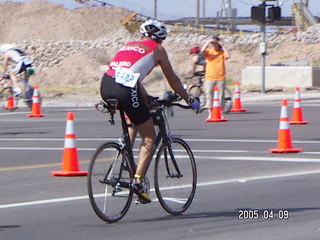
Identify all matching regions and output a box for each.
[115,68,140,88]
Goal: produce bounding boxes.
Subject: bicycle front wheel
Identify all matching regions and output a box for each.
[188,84,201,98]
[87,142,133,223]
[154,138,197,215]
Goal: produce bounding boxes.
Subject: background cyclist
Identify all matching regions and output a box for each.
[100,20,200,204]
[184,46,206,89]
[0,44,33,96]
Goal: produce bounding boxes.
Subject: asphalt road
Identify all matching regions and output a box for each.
[1,97,320,240]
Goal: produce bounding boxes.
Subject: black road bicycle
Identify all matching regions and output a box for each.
[87,94,197,223]
[0,67,39,111]
[187,74,233,113]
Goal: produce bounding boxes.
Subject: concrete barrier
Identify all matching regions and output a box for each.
[241,66,320,88]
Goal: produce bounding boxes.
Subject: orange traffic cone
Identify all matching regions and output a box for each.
[269,99,302,153]
[28,85,44,117]
[51,112,88,176]
[230,81,247,112]
[205,85,228,122]
[5,95,17,111]
[290,86,308,125]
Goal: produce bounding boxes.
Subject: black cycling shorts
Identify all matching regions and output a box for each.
[100,74,151,126]
[13,61,32,74]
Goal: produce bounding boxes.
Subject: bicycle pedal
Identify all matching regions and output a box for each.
[134,198,151,205]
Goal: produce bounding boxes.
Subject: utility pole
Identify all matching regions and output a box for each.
[251,0,281,93]
[260,1,267,93]
[196,0,200,25]
[202,0,205,17]
[154,0,157,19]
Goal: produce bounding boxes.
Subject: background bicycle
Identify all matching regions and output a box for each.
[0,67,39,111]
[87,94,197,223]
[186,74,233,113]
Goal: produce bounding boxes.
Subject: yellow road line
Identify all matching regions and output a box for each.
[0,160,90,172]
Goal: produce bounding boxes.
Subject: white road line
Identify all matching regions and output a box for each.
[0,137,318,144]
[0,196,89,209]
[2,147,320,158]
[197,169,320,187]
[0,147,250,153]
[197,155,320,163]
[1,169,320,209]
[0,138,117,141]
[0,147,95,151]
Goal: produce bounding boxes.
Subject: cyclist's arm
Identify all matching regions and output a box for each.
[189,55,198,74]
[154,45,189,103]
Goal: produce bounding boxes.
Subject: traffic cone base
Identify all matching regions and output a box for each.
[28,113,44,117]
[50,170,88,176]
[205,117,228,122]
[290,120,309,125]
[230,108,247,112]
[269,148,302,153]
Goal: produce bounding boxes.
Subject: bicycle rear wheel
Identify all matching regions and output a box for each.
[87,142,133,223]
[154,137,197,215]
[223,87,232,113]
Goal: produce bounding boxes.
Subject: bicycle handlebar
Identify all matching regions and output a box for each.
[147,92,191,110]
[96,92,192,125]
[149,98,191,109]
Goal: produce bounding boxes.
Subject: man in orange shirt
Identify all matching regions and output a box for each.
[201,36,230,119]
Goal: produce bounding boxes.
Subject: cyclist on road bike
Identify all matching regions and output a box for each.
[183,46,206,89]
[100,20,200,204]
[0,44,33,96]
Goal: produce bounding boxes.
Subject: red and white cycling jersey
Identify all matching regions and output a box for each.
[106,39,159,84]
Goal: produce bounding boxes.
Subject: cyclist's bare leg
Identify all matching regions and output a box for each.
[127,119,137,145]
[9,72,19,88]
[134,117,156,184]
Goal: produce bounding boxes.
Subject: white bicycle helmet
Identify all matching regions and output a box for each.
[0,44,15,54]
[140,20,167,41]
